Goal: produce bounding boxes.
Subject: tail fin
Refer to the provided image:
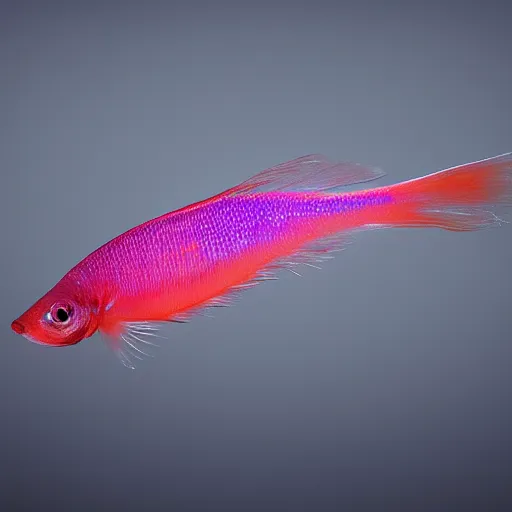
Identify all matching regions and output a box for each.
[383,153,512,231]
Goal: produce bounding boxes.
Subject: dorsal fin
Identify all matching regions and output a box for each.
[158,154,384,218]
[224,154,385,196]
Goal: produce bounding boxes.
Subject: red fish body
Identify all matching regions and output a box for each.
[11,153,512,367]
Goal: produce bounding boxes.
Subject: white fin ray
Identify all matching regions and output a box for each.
[101,321,167,370]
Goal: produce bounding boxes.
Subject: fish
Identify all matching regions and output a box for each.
[11,152,512,368]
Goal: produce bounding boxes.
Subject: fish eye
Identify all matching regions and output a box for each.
[48,303,73,324]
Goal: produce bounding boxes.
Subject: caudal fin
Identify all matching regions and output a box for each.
[384,153,512,231]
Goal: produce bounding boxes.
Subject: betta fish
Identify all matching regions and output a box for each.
[11,152,512,368]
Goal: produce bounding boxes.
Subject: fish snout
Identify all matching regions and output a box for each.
[11,320,25,335]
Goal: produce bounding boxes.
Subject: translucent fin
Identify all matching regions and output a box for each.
[169,273,279,323]
[102,322,164,370]
[168,232,352,324]
[382,152,512,232]
[224,154,385,195]
[279,232,352,266]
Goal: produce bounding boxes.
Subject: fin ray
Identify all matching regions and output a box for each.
[101,322,164,369]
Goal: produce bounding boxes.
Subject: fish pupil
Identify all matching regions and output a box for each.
[56,307,69,322]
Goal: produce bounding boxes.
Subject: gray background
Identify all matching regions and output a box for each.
[1,1,511,510]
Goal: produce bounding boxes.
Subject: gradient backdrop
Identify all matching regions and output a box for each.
[1,1,511,510]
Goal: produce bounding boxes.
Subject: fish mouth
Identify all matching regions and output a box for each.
[11,320,25,335]
[11,319,60,347]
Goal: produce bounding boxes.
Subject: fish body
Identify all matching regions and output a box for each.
[72,190,392,324]
[11,153,512,367]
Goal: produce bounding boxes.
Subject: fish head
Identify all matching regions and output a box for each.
[11,284,99,347]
